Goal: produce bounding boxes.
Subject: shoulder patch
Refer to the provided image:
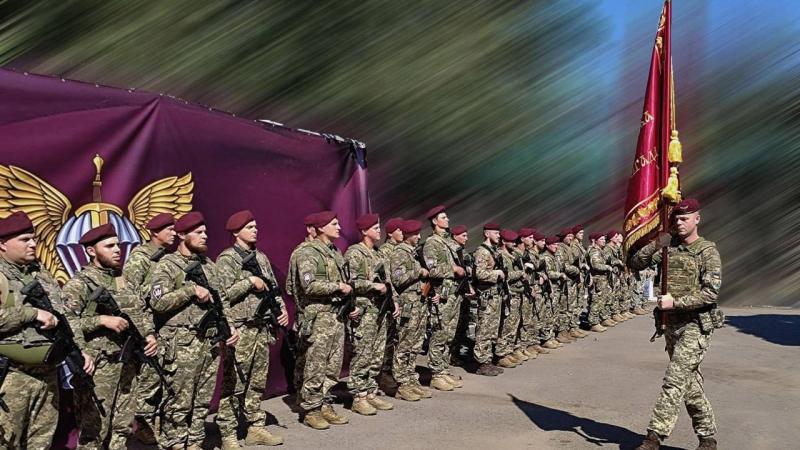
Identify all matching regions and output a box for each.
[394,268,404,278]
[302,271,314,286]
[151,283,163,301]
[425,257,435,268]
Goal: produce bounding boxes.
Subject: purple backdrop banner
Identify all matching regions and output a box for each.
[0,68,369,448]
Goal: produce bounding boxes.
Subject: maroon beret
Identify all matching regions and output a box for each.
[303,213,318,227]
[559,227,574,238]
[356,213,380,230]
[0,211,35,239]
[451,225,467,236]
[517,228,534,238]
[174,211,206,233]
[384,217,403,233]
[483,223,500,231]
[400,220,422,235]
[79,223,117,246]
[311,211,337,228]
[607,230,622,239]
[673,198,700,215]
[588,232,603,241]
[500,230,518,242]
[226,210,255,233]
[533,231,546,241]
[145,213,174,231]
[545,236,560,245]
[572,225,583,233]
[426,205,446,220]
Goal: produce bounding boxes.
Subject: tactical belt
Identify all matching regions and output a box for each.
[665,304,716,324]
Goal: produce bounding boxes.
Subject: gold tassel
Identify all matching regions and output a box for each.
[668,130,682,164]
[662,167,681,204]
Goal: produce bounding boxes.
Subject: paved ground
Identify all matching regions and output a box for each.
[136,306,800,449]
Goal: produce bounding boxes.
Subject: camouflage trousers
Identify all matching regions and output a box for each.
[473,291,502,364]
[347,308,388,394]
[567,281,581,329]
[298,309,345,411]
[554,288,570,333]
[619,280,633,312]
[587,279,611,325]
[534,292,555,342]
[381,314,398,374]
[392,294,427,386]
[427,293,460,376]
[496,293,522,357]
[135,351,165,422]
[232,322,274,425]
[76,355,138,450]
[648,322,716,438]
[0,365,59,450]
[609,279,623,315]
[450,295,472,358]
[158,328,238,448]
[517,293,537,348]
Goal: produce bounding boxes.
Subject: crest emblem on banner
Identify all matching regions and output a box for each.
[0,155,193,283]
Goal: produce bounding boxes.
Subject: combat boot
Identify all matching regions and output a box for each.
[497,355,518,368]
[379,371,398,391]
[476,362,500,376]
[634,431,662,450]
[590,324,606,333]
[556,331,573,344]
[569,328,584,339]
[303,408,330,430]
[611,313,625,323]
[134,419,158,445]
[577,328,589,337]
[412,384,433,398]
[395,385,421,401]
[513,349,529,361]
[601,319,616,327]
[633,306,648,315]
[221,435,242,450]
[443,374,463,388]
[430,376,455,391]
[245,426,284,446]
[542,340,559,349]
[522,348,537,359]
[321,404,349,424]
[366,392,394,410]
[351,393,378,415]
[695,436,717,450]
[624,311,637,319]
[532,344,549,354]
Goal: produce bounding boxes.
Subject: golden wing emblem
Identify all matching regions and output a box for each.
[0,165,72,282]
[128,173,194,242]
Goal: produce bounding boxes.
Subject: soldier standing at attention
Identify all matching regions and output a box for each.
[586,232,613,333]
[122,212,174,445]
[555,229,580,342]
[63,224,157,450]
[631,199,722,450]
[494,230,526,368]
[293,211,351,429]
[422,206,465,391]
[449,224,475,366]
[215,210,288,446]
[515,228,539,359]
[288,213,318,399]
[390,220,435,401]
[376,217,403,391]
[603,230,626,324]
[0,211,93,449]
[472,223,505,376]
[530,231,559,351]
[542,235,571,345]
[149,212,241,450]
[344,214,397,415]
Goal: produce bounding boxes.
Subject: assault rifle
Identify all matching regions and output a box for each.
[150,247,168,263]
[337,261,358,322]
[374,262,395,327]
[414,244,442,330]
[456,249,474,295]
[21,280,106,417]
[89,286,175,397]
[493,250,512,309]
[513,254,535,304]
[240,252,297,359]
[184,261,247,384]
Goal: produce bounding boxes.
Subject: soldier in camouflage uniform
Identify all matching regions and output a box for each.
[570,226,590,319]
[631,199,722,450]
[556,229,583,342]
[449,225,476,365]
[472,223,505,376]
[376,217,403,391]
[215,210,288,446]
[612,230,636,321]
[422,206,465,391]
[149,212,242,450]
[343,214,396,415]
[526,231,558,351]
[63,224,157,450]
[0,212,93,450]
[121,212,174,445]
[292,211,351,430]
[587,232,613,332]
[288,213,319,397]
[495,230,527,368]
[603,230,626,324]
[514,229,540,358]
[542,236,572,345]
[390,220,435,402]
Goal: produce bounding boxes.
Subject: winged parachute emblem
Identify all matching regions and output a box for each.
[0,155,193,284]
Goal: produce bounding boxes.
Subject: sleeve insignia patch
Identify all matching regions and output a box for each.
[151,283,163,301]
[302,272,313,286]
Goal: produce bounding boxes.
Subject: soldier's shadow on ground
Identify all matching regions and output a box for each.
[508,395,683,450]
[724,314,800,346]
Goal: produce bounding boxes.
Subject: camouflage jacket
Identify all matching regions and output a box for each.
[587,246,612,278]
[629,237,721,311]
[343,242,382,310]
[423,230,459,298]
[498,248,525,293]
[293,239,346,314]
[389,242,425,297]
[150,252,226,329]
[571,240,587,266]
[376,241,397,264]
[216,243,283,324]
[473,244,501,293]
[286,240,313,300]
[122,242,168,299]
[557,243,580,280]
[0,257,85,348]
[541,251,565,281]
[602,245,623,282]
[62,264,151,356]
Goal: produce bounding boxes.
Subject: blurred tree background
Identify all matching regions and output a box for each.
[2,0,799,307]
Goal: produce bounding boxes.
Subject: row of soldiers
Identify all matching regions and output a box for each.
[0,205,649,449]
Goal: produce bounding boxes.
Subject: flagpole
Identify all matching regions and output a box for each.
[659,0,673,332]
